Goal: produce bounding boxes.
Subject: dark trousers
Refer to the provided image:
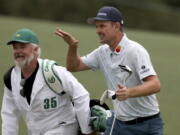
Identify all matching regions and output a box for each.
[104,113,164,135]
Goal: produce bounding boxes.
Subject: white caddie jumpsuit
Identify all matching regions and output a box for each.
[1,59,92,135]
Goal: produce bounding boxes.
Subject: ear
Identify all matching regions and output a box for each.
[34,46,39,50]
[33,46,37,52]
[33,46,40,56]
[115,22,121,30]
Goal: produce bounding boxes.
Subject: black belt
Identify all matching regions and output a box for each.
[124,113,160,125]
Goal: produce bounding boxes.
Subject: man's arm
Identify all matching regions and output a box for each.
[56,67,95,134]
[54,28,90,72]
[116,75,161,100]
[1,87,20,135]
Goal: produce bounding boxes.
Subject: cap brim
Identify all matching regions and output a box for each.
[87,17,110,24]
[7,40,30,45]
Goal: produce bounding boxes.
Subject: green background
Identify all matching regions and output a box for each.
[0,16,180,134]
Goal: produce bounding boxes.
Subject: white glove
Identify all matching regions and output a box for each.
[90,105,112,132]
[100,90,116,105]
[107,90,116,99]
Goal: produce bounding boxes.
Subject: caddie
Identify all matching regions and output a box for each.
[1,28,95,135]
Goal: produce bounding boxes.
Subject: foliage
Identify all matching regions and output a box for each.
[0,16,180,135]
[0,0,180,32]
[164,0,180,8]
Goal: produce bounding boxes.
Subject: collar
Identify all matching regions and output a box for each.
[109,34,128,55]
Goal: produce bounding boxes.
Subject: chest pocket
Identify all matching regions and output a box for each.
[111,63,131,85]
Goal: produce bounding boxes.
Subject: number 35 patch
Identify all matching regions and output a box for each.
[43,96,58,110]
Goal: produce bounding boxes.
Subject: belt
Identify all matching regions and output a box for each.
[124,113,160,125]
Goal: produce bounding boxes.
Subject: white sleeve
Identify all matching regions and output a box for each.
[73,93,93,134]
[81,47,100,71]
[133,47,156,80]
[56,67,93,134]
[1,87,20,135]
[66,73,93,134]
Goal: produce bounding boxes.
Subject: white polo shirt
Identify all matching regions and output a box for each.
[81,34,160,121]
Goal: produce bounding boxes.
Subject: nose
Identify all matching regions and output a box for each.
[96,27,101,35]
[13,47,24,55]
[13,48,21,53]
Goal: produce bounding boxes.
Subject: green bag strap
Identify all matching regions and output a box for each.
[41,59,65,95]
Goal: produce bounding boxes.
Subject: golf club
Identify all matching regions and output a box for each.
[99,65,132,135]
[111,65,132,99]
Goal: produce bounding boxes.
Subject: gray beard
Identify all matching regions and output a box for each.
[15,54,34,69]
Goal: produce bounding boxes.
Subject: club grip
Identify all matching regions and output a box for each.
[112,94,116,100]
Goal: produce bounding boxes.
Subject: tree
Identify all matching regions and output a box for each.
[164,0,180,8]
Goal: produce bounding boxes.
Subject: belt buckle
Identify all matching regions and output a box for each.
[125,118,139,125]
[132,117,143,124]
[134,118,141,124]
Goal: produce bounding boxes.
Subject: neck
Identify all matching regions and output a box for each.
[22,60,38,79]
[110,32,124,51]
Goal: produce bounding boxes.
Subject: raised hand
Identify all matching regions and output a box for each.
[54,27,79,46]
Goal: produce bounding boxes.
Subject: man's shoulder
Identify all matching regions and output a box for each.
[123,37,148,56]
[53,64,69,74]
[3,66,15,90]
[124,35,147,52]
[98,44,109,49]
[95,44,109,54]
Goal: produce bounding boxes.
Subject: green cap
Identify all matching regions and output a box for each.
[7,28,39,45]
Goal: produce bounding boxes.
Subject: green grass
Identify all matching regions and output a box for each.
[0,16,180,134]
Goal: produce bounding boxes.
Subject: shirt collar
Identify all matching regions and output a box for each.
[108,34,127,55]
[119,33,127,47]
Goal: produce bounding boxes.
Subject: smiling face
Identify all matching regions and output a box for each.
[12,42,38,69]
[95,20,122,50]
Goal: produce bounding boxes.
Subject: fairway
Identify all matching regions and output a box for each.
[0,16,180,135]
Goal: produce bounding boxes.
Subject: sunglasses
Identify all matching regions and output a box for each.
[20,79,26,97]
